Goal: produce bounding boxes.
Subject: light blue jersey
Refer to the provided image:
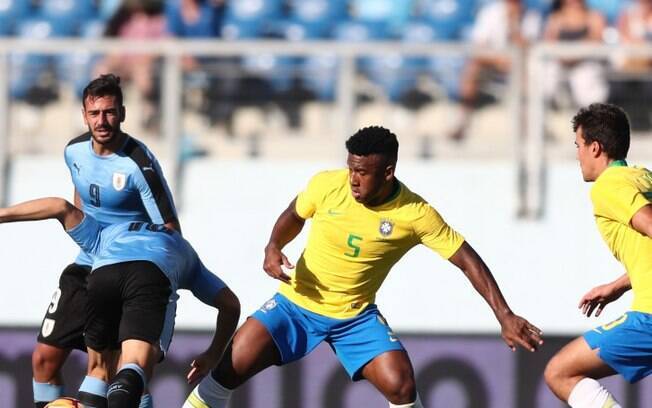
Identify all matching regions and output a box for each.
[64,133,177,265]
[67,215,224,305]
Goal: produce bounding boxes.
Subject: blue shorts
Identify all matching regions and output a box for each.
[251,293,405,380]
[584,311,652,383]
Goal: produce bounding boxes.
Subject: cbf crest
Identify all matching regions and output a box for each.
[112,172,127,191]
[260,298,277,313]
[379,219,394,237]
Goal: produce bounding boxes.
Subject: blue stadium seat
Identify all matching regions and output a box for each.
[302,54,338,101]
[38,0,96,35]
[335,20,412,101]
[288,0,348,38]
[222,0,283,39]
[0,0,32,35]
[57,20,106,97]
[428,56,467,99]
[350,0,416,38]
[12,19,56,99]
[421,0,474,39]
[587,0,629,24]
[525,0,553,13]
[333,20,387,42]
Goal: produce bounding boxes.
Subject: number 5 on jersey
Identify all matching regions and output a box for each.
[345,234,363,257]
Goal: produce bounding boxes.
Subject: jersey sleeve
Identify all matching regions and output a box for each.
[295,171,331,219]
[131,156,178,225]
[186,261,227,306]
[412,204,465,259]
[63,146,74,178]
[66,215,103,256]
[592,175,651,225]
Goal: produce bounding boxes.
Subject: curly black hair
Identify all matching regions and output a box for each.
[345,126,399,163]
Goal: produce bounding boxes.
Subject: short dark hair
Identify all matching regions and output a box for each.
[345,126,399,163]
[572,103,630,160]
[82,74,123,108]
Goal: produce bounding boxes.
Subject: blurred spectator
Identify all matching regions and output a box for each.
[165,0,240,128]
[616,0,652,72]
[93,0,166,131]
[451,0,543,141]
[542,0,608,109]
[166,0,224,39]
[166,0,225,71]
[610,0,652,130]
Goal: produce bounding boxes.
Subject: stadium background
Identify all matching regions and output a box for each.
[2,0,652,406]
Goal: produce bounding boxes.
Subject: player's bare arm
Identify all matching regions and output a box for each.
[448,241,543,352]
[263,198,305,284]
[164,218,182,234]
[0,197,83,230]
[578,274,631,318]
[187,287,241,385]
[73,188,82,209]
[631,203,652,237]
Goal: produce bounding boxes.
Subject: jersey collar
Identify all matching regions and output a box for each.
[609,159,628,168]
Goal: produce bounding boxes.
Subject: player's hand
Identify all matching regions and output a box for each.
[186,350,221,385]
[263,244,293,284]
[498,311,543,352]
[579,283,625,317]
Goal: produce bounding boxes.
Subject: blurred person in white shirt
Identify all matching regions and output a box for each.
[451,0,542,141]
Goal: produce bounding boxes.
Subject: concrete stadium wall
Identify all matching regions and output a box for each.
[0,156,632,336]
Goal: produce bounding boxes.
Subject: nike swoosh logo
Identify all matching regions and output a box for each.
[327,209,342,216]
[142,166,155,172]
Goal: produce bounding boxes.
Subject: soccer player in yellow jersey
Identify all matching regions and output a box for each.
[545,103,652,408]
[184,126,543,408]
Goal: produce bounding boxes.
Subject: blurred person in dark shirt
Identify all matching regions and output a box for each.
[542,0,608,109]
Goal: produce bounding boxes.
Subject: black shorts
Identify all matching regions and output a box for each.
[37,263,91,351]
[84,261,172,352]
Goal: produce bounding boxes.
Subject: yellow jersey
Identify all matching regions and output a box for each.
[591,164,652,313]
[279,169,465,318]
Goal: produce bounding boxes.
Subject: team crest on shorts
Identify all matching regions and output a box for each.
[112,172,127,191]
[261,298,277,313]
[379,219,394,237]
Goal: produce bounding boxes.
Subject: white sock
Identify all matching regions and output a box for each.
[183,374,232,408]
[568,378,622,408]
[389,394,423,408]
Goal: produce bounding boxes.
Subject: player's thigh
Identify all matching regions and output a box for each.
[329,306,406,381]
[85,264,125,351]
[546,336,616,381]
[581,312,652,382]
[214,318,281,388]
[118,261,172,347]
[362,350,416,398]
[37,263,91,351]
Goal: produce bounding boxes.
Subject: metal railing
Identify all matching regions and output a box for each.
[0,38,523,209]
[525,43,652,218]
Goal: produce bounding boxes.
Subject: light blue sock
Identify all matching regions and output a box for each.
[33,379,64,404]
[79,375,108,397]
[139,393,153,408]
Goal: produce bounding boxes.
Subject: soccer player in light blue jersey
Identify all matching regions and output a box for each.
[0,197,240,408]
[34,74,181,408]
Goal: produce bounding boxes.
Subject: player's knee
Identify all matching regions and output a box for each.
[32,346,63,381]
[107,364,146,408]
[382,372,417,404]
[544,355,565,389]
[211,347,243,389]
